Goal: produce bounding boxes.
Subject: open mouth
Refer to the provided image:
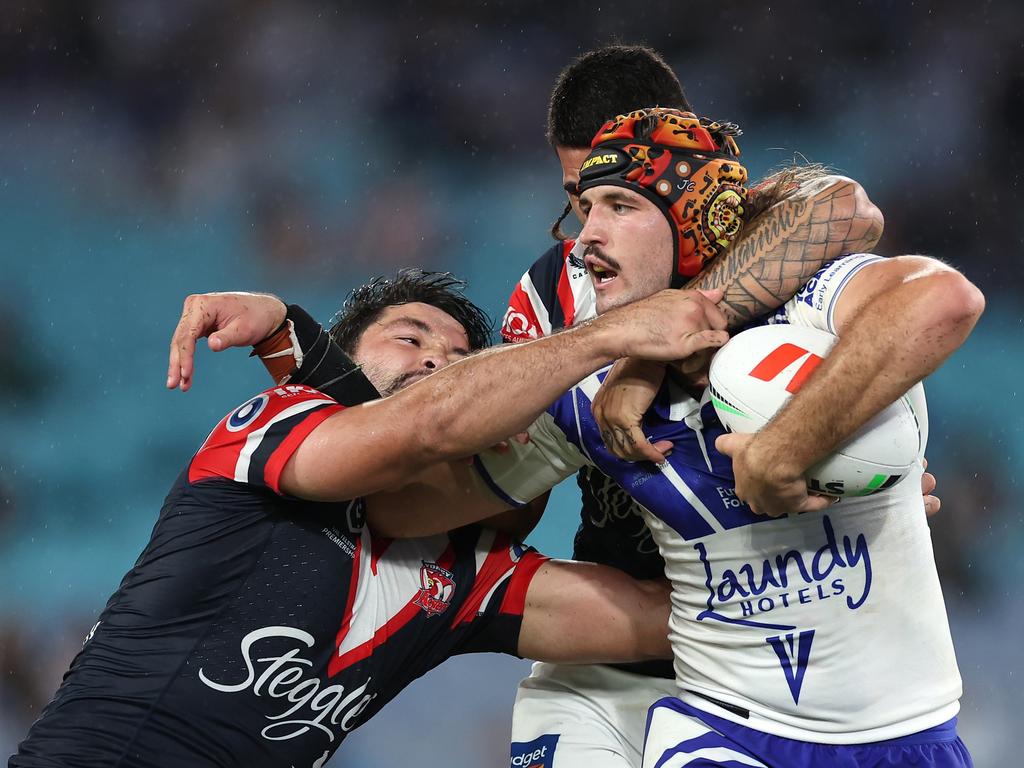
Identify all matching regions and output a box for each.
[585,254,620,287]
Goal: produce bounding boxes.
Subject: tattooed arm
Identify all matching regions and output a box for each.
[593,172,884,464]
[689,172,884,326]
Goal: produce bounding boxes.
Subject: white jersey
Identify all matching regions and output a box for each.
[479,254,962,743]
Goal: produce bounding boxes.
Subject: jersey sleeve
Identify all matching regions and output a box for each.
[777,253,884,332]
[473,411,591,507]
[500,240,578,343]
[445,527,548,657]
[188,384,343,495]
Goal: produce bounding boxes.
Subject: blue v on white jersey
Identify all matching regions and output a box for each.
[478,254,965,750]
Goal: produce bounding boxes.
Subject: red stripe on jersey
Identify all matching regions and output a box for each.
[499,551,547,617]
[449,536,548,626]
[329,533,364,672]
[370,536,393,576]
[500,282,544,343]
[556,240,576,328]
[261,403,342,494]
[448,532,514,628]
[188,385,341,494]
[328,544,457,676]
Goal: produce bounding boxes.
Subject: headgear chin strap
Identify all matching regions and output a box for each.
[578,108,748,287]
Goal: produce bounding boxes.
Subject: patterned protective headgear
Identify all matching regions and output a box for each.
[578,108,748,287]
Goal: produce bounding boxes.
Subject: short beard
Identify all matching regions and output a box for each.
[359,361,433,397]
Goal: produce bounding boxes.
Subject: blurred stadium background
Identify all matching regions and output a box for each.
[1,2,1021,765]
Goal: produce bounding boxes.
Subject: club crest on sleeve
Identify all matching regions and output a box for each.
[225,394,270,432]
[413,561,456,616]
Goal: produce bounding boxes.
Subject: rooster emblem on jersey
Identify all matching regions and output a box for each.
[414,561,456,616]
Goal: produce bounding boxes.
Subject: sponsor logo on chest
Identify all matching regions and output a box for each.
[696,513,872,629]
[198,626,376,744]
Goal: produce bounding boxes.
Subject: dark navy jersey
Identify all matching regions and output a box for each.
[501,239,665,580]
[12,385,545,768]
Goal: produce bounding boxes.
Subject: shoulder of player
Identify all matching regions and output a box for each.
[226,385,342,426]
[188,385,344,492]
[501,238,598,343]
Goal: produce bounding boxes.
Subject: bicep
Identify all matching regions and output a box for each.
[363,459,518,538]
[517,560,671,664]
[279,398,433,501]
[480,491,549,540]
[831,256,954,335]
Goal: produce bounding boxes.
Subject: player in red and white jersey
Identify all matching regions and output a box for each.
[13,270,726,768]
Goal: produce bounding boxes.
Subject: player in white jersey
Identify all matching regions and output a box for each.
[470,109,982,766]
[500,45,895,768]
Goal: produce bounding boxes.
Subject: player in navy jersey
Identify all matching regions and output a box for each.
[11,270,727,768]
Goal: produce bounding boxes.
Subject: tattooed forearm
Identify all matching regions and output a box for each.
[689,175,884,327]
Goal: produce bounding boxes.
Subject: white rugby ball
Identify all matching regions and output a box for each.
[708,324,927,497]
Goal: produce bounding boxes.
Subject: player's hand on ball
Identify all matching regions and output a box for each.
[715,432,835,518]
[612,288,730,363]
[593,358,672,463]
[167,292,286,392]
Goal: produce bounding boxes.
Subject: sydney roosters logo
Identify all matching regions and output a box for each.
[413,561,455,616]
[501,306,538,341]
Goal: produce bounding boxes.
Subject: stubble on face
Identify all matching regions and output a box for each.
[579,187,677,316]
[356,359,428,397]
[589,241,675,315]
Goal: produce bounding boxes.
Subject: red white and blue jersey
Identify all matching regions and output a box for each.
[502,239,665,582]
[13,385,546,768]
[485,255,963,743]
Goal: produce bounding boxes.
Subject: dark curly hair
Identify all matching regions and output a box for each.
[547,44,691,240]
[547,44,691,150]
[329,269,493,354]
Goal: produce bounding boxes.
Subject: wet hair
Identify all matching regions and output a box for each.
[744,162,834,223]
[547,44,691,150]
[329,269,493,354]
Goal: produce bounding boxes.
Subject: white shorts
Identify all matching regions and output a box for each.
[510,662,678,768]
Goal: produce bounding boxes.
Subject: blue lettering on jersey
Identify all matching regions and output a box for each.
[766,630,816,705]
[511,734,559,768]
[695,514,873,631]
[797,275,819,308]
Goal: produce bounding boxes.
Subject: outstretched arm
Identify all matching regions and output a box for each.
[717,256,984,516]
[279,289,729,501]
[518,561,670,664]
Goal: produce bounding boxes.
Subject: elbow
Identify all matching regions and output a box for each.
[838,178,884,253]
[920,269,986,333]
